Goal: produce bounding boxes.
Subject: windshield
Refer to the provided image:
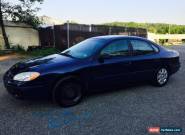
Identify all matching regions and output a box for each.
[61,38,106,59]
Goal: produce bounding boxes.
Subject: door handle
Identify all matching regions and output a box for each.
[128,61,132,65]
[154,59,160,62]
[122,61,132,66]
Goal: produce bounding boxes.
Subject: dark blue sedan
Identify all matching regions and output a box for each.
[3,36,180,107]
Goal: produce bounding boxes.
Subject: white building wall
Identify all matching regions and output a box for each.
[148,32,185,43]
[0,21,39,50]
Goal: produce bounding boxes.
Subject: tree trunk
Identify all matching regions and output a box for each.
[0,0,10,49]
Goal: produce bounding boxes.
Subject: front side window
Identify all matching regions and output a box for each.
[100,40,130,57]
[130,40,154,55]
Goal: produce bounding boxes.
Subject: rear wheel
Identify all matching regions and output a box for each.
[153,67,169,87]
[53,81,83,107]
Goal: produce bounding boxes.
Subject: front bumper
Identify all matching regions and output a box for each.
[3,63,55,100]
[4,83,51,99]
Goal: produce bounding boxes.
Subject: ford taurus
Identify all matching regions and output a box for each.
[3,36,180,107]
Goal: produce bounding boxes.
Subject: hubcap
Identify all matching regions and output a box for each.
[61,83,82,102]
[157,68,168,85]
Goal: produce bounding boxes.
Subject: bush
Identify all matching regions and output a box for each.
[27,47,60,57]
[8,45,60,57]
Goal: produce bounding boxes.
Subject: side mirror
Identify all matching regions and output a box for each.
[102,53,112,59]
[98,53,111,63]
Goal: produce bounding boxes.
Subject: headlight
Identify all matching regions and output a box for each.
[13,72,40,82]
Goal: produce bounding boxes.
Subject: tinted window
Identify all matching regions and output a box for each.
[101,40,130,57]
[151,44,159,53]
[130,40,154,55]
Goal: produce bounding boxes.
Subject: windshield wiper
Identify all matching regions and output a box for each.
[60,52,76,58]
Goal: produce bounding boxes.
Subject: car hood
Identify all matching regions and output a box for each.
[10,54,78,73]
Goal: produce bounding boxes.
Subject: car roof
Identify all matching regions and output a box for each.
[92,35,147,41]
[91,35,164,51]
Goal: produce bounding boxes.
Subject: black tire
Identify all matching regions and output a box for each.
[152,67,169,87]
[53,81,83,107]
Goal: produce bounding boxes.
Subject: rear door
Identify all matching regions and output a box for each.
[129,39,161,80]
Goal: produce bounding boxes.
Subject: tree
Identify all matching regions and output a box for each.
[0,0,10,49]
[104,22,185,34]
[0,0,43,49]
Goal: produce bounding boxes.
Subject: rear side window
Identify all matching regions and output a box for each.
[151,44,159,53]
[130,40,155,55]
[100,40,130,57]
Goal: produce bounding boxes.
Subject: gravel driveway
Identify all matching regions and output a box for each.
[0,46,185,135]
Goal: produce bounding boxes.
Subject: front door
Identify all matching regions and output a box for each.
[89,39,133,90]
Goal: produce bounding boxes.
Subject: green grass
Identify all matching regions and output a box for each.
[1,45,60,57]
[18,48,61,57]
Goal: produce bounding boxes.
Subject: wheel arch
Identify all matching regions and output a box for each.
[160,60,172,75]
[52,74,87,102]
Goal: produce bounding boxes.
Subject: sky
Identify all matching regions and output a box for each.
[7,0,185,25]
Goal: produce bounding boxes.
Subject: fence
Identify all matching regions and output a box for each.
[39,23,147,51]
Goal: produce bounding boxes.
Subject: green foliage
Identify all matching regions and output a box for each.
[10,46,59,57]
[104,22,185,34]
[0,46,59,57]
[1,0,43,28]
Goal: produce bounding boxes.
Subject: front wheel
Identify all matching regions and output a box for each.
[153,67,169,87]
[53,81,83,107]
